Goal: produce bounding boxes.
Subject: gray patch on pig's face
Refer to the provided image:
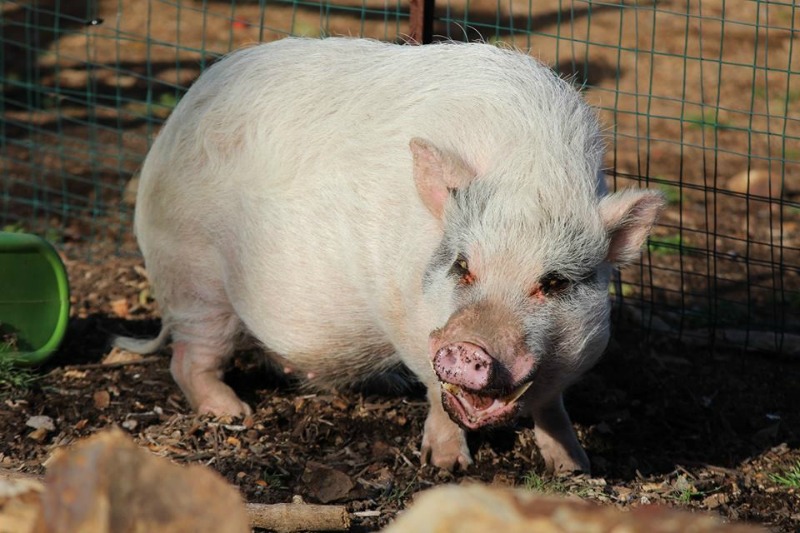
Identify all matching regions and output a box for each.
[444,177,609,280]
[421,186,489,293]
[525,264,613,393]
[422,236,456,292]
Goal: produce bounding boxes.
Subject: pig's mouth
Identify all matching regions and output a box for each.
[440,381,532,430]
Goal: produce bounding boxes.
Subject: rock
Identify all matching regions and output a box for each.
[123,176,140,206]
[0,473,43,533]
[25,416,55,432]
[382,484,765,532]
[35,428,249,533]
[301,461,354,504]
[726,169,782,198]
[56,69,88,88]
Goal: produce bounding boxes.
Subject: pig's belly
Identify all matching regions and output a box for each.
[237,288,401,384]
[220,218,401,382]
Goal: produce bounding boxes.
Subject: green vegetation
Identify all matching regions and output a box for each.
[769,461,800,489]
[260,470,288,490]
[0,356,38,400]
[291,20,321,37]
[684,111,731,131]
[157,92,180,110]
[657,183,683,205]
[387,476,419,504]
[2,223,26,233]
[672,481,698,503]
[2,223,60,244]
[608,282,635,297]
[648,234,683,256]
[754,86,800,112]
[521,471,567,494]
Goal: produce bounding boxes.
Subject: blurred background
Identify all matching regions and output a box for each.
[1,0,798,354]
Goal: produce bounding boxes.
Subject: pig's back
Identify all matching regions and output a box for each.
[150,37,595,185]
[139,37,600,256]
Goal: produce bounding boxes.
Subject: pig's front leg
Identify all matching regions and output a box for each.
[420,380,473,470]
[527,393,590,475]
[394,328,471,470]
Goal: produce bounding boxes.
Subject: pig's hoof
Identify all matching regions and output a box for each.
[542,451,590,476]
[421,436,473,471]
[197,397,253,418]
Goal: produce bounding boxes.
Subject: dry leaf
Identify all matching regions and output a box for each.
[110,298,130,318]
[63,369,88,380]
[102,347,143,365]
[93,390,111,410]
[27,427,49,443]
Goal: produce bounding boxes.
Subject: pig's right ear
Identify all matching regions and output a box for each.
[599,189,666,266]
[410,138,477,220]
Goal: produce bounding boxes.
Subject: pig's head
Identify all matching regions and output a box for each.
[410,137,664,431]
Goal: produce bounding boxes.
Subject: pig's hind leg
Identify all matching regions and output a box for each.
[169,313,251,417]
[167,303,252,417]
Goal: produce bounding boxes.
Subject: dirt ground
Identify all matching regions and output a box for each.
[2,0,799,531]
[0,241,798,532]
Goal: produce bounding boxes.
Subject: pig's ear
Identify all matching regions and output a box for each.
[599,189,666,266]
[410,138,477,220]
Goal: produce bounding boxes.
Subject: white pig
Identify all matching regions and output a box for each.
[115,37,664,473]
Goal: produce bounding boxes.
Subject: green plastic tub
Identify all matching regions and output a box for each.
[0,232,70,364]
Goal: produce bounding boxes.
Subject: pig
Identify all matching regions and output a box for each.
[115,37,664,474]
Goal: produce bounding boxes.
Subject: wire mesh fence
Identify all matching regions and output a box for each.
[2,0,798,354]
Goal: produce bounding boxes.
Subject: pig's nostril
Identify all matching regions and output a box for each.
[433,341,494,390]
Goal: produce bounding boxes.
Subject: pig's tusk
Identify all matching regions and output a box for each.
[502,381,532,405]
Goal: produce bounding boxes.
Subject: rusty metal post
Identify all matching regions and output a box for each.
[408,0,435,44]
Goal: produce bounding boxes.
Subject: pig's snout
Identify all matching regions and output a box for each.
[433,342,494,391]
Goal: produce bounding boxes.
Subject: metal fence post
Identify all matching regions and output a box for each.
[409,0,435,44]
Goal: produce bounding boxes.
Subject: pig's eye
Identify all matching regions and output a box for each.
[452,254,475,285]
[540,273,570,296]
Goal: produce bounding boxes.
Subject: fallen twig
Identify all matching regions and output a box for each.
[0,468,43,485]
[245,502,351,532]
[61,355,163,371]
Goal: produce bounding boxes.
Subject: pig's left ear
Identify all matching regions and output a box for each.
[410,138,477,220]
[599,189,666,266]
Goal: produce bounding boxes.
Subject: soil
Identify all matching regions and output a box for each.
[0,242,799,532]
[1,1,799,531]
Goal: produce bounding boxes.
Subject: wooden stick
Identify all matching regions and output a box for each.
[61,355,163,370]
[408,0,435,44]
[245,502,351,533]
[0,468,43,484]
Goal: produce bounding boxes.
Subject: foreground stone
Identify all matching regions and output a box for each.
[382,484,765,533]
[16,428,248,533]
